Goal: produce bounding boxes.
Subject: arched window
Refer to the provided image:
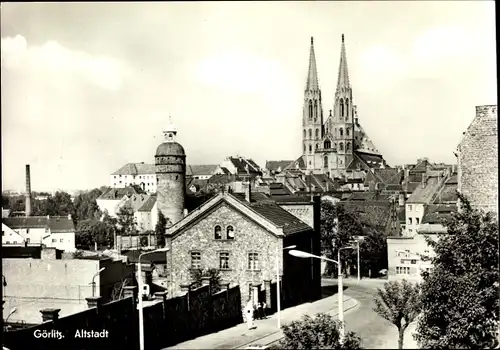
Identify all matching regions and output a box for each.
[308,129,312,139]
[214,225,222,239]
[309,145,312,153]
[335,128,337,136]
[308,100,313,119]
[315,143,319,150]
[315,129,319,139]
[340,99,344,117]
[345,98,349,117]
[303,129,306,139]
[324,140,331,149]
[346,128,350,136]
[324,156,328,168]
[346,142,351,151]
[340,128,344,137]
[340,142,344,151]
[227,226,234,239]
[314,100,318,121]
[303,144,306,153]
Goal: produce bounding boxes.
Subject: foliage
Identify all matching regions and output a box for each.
[373,280,421,349]
[185,188,218,212]
[75,219,115,249]
[415,193,500,349]
[359,228,388,277]
[277,313,361,349]
[140,236,149,247]
[190,268,222,293]
[155,211,169,248]
[116,203,138,236]
[45,191,75,217]
[72,250,84,259]
[110,276,133,301]
[320,201,363,277]
[73,188,103,225]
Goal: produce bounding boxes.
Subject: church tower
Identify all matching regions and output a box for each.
[302,37,324,171]
[330,34,355,178]
[155,117,186,226]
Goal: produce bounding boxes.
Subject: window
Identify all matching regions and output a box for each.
[219,252,230,269]
[214,225,222,239]
[416,218,420,225]
[314,100,318,121]
[308,129,312,139]
[308,100,313,119]
[6,241,10,244]
[424,250,429,254]
[303,130,306,139]
[26,228,30,234]
[408,218,412,225]
[340,128,344,137]
[52,239,57,243]
[303,144,306,152]
[346,128,350,136]
[1,231,4,236]
[227,226,235,239]
[409,229,413,233]
[411,260,417,264]
[309,145,312,153]
[315,143,319,150]
[191,252,201,269]
[408,205,412,211]
[396,266,410,275]
[60,239,64,243]
[248,253,259,270]
[346,142,351,151]
[324,156,328,168]
[340,99,344,117]
[324,141,331,149]
[26,238,30,243]
[340,143,344,151]
[315,129,319,139]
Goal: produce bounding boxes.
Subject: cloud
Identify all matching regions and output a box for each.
[1,35,126,90]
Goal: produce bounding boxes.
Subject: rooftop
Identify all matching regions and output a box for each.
[265,160,294,172]
[186,164,218,177]
[407,176,444,204]
[3,216,75,233]
[112,163,155,176]
[340,201,393,230]
[98,186,146,200]
[137,195,157,212]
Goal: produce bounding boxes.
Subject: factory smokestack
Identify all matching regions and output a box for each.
[25,164,32,217]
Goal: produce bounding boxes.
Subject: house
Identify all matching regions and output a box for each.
[110,162,157,193]
[216,156,263,180]
[456,105,498,216]
[96,185,146,218]
[135,195,158,232]
[186,165,219,180]
[164,188,321,309]
[2,215,76,252]
[265,160,295,175]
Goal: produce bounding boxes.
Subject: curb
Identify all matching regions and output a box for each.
[237,297,359,349]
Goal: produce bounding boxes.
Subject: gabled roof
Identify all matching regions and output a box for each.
[218,167,231,175]
[265,160,294,172]
[285,156,306,171]
[421,204,457,225]
[112,163,155,176]
[433,182,458,204]
[125,194,151,212]
[355,151,386,169]
[228,157,262,174]
[166,192,311,238]
[374,168,402,185]
[98,186,146,200]
[268,183,292,196]
[137,195,157,212]
[187,179,209,192]
[410,159,430,173]
[407,176,443,204]
[187,165,218,176]
[3,216,75,233]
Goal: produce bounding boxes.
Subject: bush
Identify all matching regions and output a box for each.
[277,313,361,349]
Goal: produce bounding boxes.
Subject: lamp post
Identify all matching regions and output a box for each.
[351,236,363,282]
[138,248,169,350]
[289,248,353,344]
[4,307,17,331]
[91,267,106,297]
[276,245,296,329]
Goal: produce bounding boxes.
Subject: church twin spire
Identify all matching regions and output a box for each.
[336,34,351,93]
[306,37,319,91]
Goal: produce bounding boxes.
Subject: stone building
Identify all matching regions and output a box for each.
[299,35,388,179]
[155,117,186,226]
[456,105,498,216]
[164,187,321,309]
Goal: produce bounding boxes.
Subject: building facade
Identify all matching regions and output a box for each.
[457,105,498,216]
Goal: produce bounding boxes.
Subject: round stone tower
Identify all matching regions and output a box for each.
[155,116,186,226]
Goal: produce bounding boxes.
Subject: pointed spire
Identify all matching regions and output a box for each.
[306,36,319,91]
[336,33,350,91]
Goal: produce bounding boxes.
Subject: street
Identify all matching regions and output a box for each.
[322,278,419,349]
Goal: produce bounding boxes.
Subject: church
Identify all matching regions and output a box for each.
[292,35,388,181]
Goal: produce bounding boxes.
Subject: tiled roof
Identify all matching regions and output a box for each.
[218,167,231,175]
[188,179,209,192]
[374,168,402,184]
[285,156,306,171]
[137,195,157,212]
[407,176,443,204]
[228,157,262,174]
[268,183,292,196]
[112,163,155,176]
[125,194,151,212]
[356,151,386,169]
[269,195,315,203]
[345,191,392,202]
[232,192,270,203]
[187,165,218,176]
[98,186,146,200]
[266,160,294,172]
[421,204,457,224]
[410,159,430,173]
[445,174,458,185]
[340,201,393,230]
[433,183,458,204]
[386,184,403,191]
[3,216,75,232]
[405,182,420,193]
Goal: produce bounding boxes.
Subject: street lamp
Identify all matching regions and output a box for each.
[5,307,17,324]
[276,245,296,329]
[289,247,352,344]
[138,247,169,350]
[350,236,363,282]
[91,267,106,297]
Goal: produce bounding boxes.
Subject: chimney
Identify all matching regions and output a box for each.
[452,164,456,174]
[421,174,427,188]
[25,165,32,217]
[245,182,252,203]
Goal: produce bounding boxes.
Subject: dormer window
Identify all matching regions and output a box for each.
[214,225,222,239]
[227,226,235,239]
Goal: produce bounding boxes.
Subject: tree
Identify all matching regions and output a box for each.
[116,203,137,236]
[45,191,75,217]
[415,193,499,349]
[190,268,222,294]
[320,201,363,277]
[277,313,361,349]
[373,280,421,350]
[73,188,103,225]
[76,219,115,249]
[155,211,169,248]
[110,276,133,301]
[359,228,388,278]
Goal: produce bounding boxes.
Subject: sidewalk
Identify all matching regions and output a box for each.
[164,294,358,350]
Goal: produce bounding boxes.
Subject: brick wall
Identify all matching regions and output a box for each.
[458,105,498,216]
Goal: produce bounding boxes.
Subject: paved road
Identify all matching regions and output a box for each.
[322,279,402,349]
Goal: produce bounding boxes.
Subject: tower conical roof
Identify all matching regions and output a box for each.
[336,34,350,92]
[306,37,319,91]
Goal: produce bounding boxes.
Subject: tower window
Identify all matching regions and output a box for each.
[308,129,312,139]
[340,99,344,118]
[314,100,318,121]
[227,225,235,239]
[214,225,222,239]
[346,142,351,151]
[324,156,328,168]
[345,98,349,118]
[324,141,331,149]
[315,143,319,150]
[303,129,306,139]
[303,144,306,153]
[309,145,312,153]
[308,100,313,120]
[315,129,319,139]
[340,128,344,137]
[346,128,350,136]
[340,142,344,151]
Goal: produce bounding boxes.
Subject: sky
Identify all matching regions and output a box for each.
[1,1,497,192]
